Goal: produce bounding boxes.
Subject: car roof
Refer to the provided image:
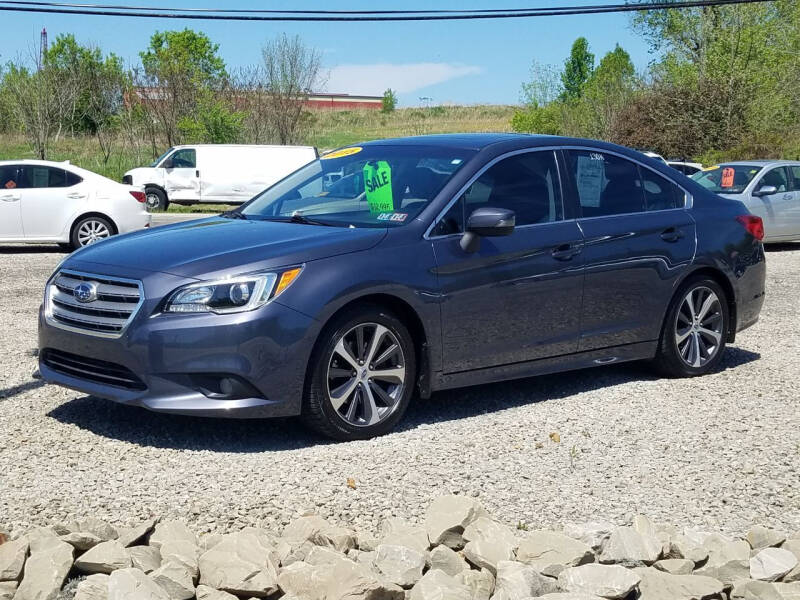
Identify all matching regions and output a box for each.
[0,159,75,167]
[358,133,538,150]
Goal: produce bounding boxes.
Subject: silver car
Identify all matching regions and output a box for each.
[691,161,800,242]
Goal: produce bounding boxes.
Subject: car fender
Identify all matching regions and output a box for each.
[125,167,165,189]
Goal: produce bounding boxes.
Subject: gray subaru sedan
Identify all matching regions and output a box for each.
[39,134,766,440]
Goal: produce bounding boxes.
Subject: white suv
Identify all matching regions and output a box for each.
[0,160,151,249]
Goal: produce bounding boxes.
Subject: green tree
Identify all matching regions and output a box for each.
[583,45,638,139]
[560,37,594,101]
[382,88,398,113]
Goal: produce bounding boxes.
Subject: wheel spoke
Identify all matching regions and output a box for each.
[691,333,702,367]
[330,377,358,410]
[369,381,397,408]
[365,324,389,366]
[697,294,717,321]
[698,327,721,344]
[371,366,405,384]
[334,338,359,370]
[361,383,381,425]
[684,291,697,318]
[373,343,399,367]
[675,327,692,344]
[345,387,360,421]
[355,326,366,361]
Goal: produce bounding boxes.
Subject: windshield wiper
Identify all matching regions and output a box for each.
[288,213,336,226]
[220,210,247,220]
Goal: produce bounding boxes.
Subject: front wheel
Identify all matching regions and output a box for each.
[71,216,114,249]
[302,305,416,441]
[655,277,729,377]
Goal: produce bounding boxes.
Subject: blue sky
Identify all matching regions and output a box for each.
[0,1,656,106]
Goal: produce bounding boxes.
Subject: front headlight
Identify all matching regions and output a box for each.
[164,267,302,314]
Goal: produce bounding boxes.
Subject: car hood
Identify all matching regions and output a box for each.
[66,217,387,279]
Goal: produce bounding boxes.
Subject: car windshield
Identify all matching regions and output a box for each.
[691,164,763,194]
[239,145,476,228]
[150,147,175,167]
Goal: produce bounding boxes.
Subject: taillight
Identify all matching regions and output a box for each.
[736,215,764,241]
[130,191,146,203]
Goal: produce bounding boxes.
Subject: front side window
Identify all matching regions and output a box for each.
[790,166,800,191]
[18,166,68,188]
[567,150,644,216]
[169,149,196,169]
[151,147,175,167]
[241,145,475,228]
[691,164,762,194]
[758,167,789,192]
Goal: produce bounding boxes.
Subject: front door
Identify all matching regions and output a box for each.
[430,150,585,373]
[750,166,794,240]
[164,148,201,202]
[0,164,23,238]
[562,149,697,351]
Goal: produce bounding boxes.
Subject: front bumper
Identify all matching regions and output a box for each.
[38,292,319,419]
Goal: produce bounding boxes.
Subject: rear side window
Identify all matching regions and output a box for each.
[639,168,685,210]
[567,150,644,216]
[0,165,20,189]
[65,170,83,186]
[18,166,70,188]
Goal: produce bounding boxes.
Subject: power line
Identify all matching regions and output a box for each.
[0,0,777,21]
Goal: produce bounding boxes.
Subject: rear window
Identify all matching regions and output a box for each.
[691,165,762,194]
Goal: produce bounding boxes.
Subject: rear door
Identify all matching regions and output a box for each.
[0,165,23,238]
[18,165,87,239]
[164,147,201,202]
[430,149,585,373]
[562,148,696,351]
[787,165,800,239]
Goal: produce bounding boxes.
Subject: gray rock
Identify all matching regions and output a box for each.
[694,559,749,586]
[148,523,197,551]
[150,562,195,600]
[128,546,161,574]
[633,566,723,600]
[668,535,709,565]
[74,540,132,575]
[0,537,28,581]
[62,519,118,543]
[198,535,223,552]
[516,531,594,577]
[25,528,61,554]
[430,545,469,577]
[750,548,798,582]
[564,521,614,552]
[14,540,74,600]
[493,560,557,600]
[322,555,405,600]
[305,545,350,567]
[0,581,17,600]
[748,527,787,551]
[61,533,103,552]
[410,569,471,600]
[107,568,169,600]
[195,584,239,600]
[197,530,280,597]
[158,541,199,581]
[116,519,157,548]
[281,516,355,553]
[557,564,641,599]
[424,496,488,549]
[534,594,604,600]
[653,559,695,575]
[372,544,426,588]
[73,573,109,600]
[357,533,380,553]
[780,540,800,583]
[600,525,661,565]
[702,534,749,569]
[276,561,325,598]
[380,518,429,554]
[731,580,800,600]
[463,518,518,574]
[456,568,495,600]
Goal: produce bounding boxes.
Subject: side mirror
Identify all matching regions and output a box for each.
[162,158,174,169]
[460,207,515,253]
[753,185,777,197]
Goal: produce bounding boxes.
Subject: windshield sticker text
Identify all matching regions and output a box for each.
[721,167,735,188]
[377,212,407,222]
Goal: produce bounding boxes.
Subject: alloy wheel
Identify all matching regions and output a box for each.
[675,286,724,368]
[326,323,406,427]
[77,220,111,246]
[146,193,161,210]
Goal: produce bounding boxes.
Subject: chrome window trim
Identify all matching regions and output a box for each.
[424,144,694,240]
[44,269,145,339]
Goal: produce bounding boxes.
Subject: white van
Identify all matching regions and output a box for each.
[123,144,318,211]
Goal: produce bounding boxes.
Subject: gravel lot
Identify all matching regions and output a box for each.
[1,244,798,537]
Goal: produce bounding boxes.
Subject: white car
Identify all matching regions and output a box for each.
[123,144,318,211]
[668,161,704,176]
[0,160,151,249]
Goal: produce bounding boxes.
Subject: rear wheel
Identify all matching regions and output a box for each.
[655,276,729,377]
[145,187,168,212]
[302,305,416,441]
[70,215,114,249]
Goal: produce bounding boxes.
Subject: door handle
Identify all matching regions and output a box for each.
[784,193,793,200]
[196,170,200,178]
[552,243,582,261]
[660,227,684,242]
[67,193,86,199]
[0,194,19,202]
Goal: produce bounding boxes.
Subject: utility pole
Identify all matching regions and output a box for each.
[38,27,48,70]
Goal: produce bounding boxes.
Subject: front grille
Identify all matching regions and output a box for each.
[46,270,143,338]
[41,348,146,390]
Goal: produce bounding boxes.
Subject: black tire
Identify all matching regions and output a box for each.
[301,304,416,441]
[70,215,115,249]
[654,276,729,377]
[145,186,168,212]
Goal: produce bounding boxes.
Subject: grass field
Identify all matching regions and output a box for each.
[0,104,517,213]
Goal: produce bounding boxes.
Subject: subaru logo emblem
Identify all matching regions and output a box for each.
[73,282,98,303]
